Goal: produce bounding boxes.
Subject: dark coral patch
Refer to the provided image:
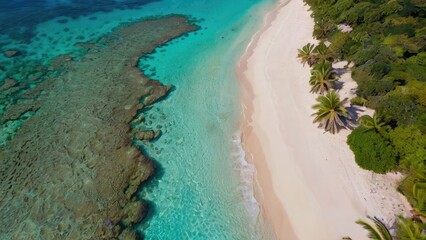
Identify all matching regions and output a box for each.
[0,15,198,240]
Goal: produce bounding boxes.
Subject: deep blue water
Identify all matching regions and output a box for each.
[0,0,159,42]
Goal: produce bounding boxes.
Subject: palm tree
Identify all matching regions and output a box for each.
[313,19,335,39]
[297,43,316,67]
[309,61,336,94]
[403,164,426,217]
[356,217,392,240]
[314,42,334,62]
[396,216,426,240]
[359,113,386,133]
[312,91,349,134]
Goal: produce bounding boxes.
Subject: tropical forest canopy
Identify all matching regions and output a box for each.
[303,0,426,236]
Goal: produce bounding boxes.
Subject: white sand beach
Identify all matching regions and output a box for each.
[238,0,412,239]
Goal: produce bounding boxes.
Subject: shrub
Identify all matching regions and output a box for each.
[388,125,426,169]
[406,62,426,82]
[350,96,367,106]
[329,31,351,60]
[349,45,379,66]
[377,92,423,126]
[406,81,426,106]
[347,127,397,174]
[356,77,395,97]
[384,24,416,37]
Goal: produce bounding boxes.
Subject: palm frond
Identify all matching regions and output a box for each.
[397,216,426,240]
[297,43,316,66]
[356,219,383,239]
[312,91,349,133]
[359,113,386,132]
[371,217,392,240]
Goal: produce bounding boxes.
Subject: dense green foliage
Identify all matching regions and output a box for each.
[400,163,426,216]
[359,113,386,133]
[303,0,426,235]
[347,127,397,174]
[396,216,426,240]
[303,0,426,129]
[388,126,426,169]
[350,96,367,106]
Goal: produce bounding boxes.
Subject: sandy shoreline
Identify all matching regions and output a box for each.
[238,0,411,239]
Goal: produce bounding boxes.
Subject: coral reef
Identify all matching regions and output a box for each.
[135,129,161,141]
[0,16,197,239]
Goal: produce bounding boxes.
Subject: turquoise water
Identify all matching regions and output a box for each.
[134,1,276,239]
[0,0,276,239]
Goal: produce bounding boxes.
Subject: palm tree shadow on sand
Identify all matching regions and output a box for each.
[346,104,366,127]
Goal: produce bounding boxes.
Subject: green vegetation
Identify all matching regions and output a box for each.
[356,217,392,240]
[298,41,335,67]
[315,41,334,63]
[312,91,349,134]
[297,43,316,66]
[399,162,426,217]
[396,216,426,240]
[297,40,349,133]
[347,127,397,174]
[350,96,367,106]
[309,61,336,94]
[359,114,386,133]
[301,0,426,237]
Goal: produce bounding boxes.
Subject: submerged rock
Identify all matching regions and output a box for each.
[121,199,148,227]
[0,102,41,124]
[0,78,17,91]
[143,83,172,106]
[118,229,138,240]
[131,114,145,124]
[3,50,22,58]
[135,129,161,141]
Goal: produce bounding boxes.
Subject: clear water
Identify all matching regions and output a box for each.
[0,0,276,239]
[134,1,276,239]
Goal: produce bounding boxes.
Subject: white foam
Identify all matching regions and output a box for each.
[231,130,260,221]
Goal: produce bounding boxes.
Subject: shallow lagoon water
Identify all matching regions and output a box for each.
[134,1,277,239]
[0,0,276,239]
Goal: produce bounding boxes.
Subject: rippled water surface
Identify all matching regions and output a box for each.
[0,0,276,239]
